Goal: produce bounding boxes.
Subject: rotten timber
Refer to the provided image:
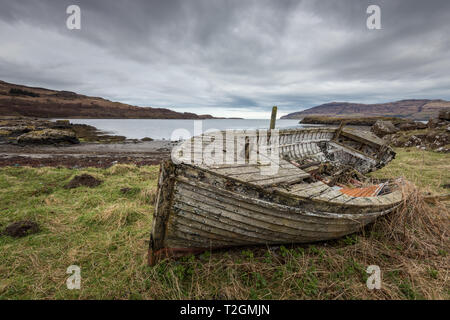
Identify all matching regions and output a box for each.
[149,127,401,264]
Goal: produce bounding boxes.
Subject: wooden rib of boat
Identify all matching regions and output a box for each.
[148,126,402,265]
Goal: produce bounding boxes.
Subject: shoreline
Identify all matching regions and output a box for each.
[0,117,301,168]
[2,114,448,168]
[0,140,174,168]
[0,116,178,168]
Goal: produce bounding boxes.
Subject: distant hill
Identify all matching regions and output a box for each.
[0,80,214,119]
[281,99,450,121]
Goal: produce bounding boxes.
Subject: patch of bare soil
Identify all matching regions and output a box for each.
[120,187,132,194]
[0,155,165,168]
[2,220,40,238]
[64,174,102,189]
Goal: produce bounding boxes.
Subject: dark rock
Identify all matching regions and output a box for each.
[17,129,79,145]
[0,125,33,135]
[141,137,153,142]
[427,118,438,129]
[49,120,72,129]
[120,187,132,194]
[0,129,11,136]
[385,123,450,152]
[397,122,427,131]
[371,120,399,137]
[64,174,102,189]
[404,135,425,147]
[2,220,40,238]
[438,109,450,121]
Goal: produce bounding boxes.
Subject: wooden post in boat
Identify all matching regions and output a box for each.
[334,120,346,141]
[270,106,277,130]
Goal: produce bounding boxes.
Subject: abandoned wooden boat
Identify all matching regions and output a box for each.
[149,126,403,264]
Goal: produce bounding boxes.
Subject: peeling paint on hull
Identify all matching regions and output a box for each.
[149,127,401,264]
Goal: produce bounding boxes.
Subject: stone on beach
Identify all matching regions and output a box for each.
[17,129,80,145]
[371,120,399,137]
[439,109,450,121]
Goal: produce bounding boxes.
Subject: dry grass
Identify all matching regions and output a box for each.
[0,151,449,300]
[143,181,449,299]
[369,148,450,194]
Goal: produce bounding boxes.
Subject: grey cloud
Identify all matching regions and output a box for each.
[0,0,449,117]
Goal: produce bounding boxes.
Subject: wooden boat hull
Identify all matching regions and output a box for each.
[149,127,402,264]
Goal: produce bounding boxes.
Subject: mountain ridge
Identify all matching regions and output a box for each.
[281,99,450,120]
[0,80,214,119]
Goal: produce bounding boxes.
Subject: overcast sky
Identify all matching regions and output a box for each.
[0,0,449,118]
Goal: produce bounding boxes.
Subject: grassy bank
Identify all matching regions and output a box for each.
[0,149,448,299]
[299,116,409,126]
[369,148,450,194]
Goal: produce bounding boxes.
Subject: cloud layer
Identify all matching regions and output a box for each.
[0,0,449,118]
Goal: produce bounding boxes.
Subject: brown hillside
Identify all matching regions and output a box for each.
[281,99,450,120]
[0,80,213,119]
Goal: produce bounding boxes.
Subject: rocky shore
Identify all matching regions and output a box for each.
[300,112,450,152]
[0,116,132,145]
[370,110,450,152]
[1,111,449,169]
[0,117,174,168]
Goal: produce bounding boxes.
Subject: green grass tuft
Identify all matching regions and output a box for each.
[0,148,448,300]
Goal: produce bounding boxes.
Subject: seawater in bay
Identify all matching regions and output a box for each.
[61,119,305,140]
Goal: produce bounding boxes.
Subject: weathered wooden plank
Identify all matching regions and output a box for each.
[174,212,269,244]
[174,178,378,225]
[312,188,348,201]
[173,202,317,243]
[173,185,360,234]
[251,175,310,187]
[293,184,330,198]
[287,181,326,193]
[323,191,352,204]
[329,141,377,163]
[169,222,241,246]
[152,126,402,260]
[211,165,262,176]
[173,201,312,240]
[342,128,385,148]
[151,161,176,251]
[240,167,309,183]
